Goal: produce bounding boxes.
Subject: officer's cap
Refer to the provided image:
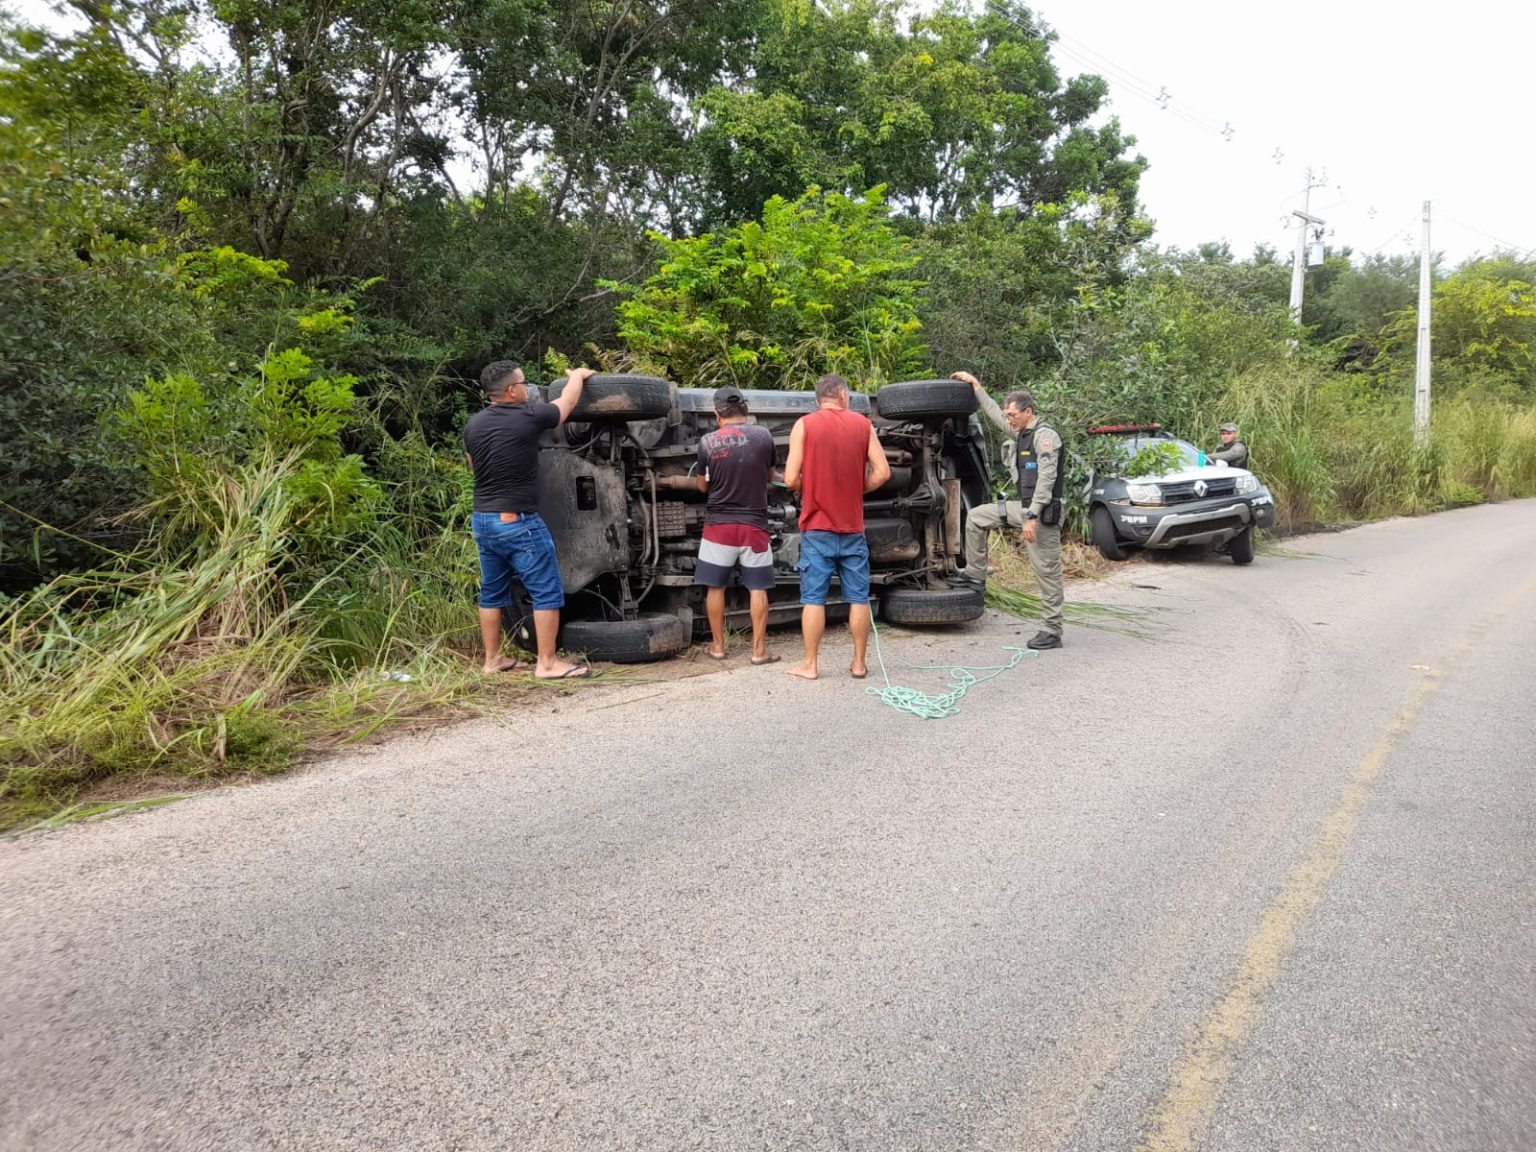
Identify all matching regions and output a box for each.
[1219,421,1239,434]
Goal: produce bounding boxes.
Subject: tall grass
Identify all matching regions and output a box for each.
[1497,407,1536,494]
[1438,397,1536,500]
[1217,365,1335,525]
[0,453,487,829]
[1219,367,1536,526]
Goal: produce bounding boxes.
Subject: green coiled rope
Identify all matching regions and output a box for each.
[865,615,1036,719]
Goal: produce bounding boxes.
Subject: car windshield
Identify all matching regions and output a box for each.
[1113,435,1204,475]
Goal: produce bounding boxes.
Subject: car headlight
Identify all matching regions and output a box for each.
[1234,473,1258,494]
[1125,482,1163,505]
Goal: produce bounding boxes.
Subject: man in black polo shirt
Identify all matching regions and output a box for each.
[464,361,595,678]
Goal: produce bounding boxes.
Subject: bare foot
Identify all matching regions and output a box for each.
[534,660,591,681]
[849,664,868,680]
[785,661,819,680]
[484,655,523,674]
[750,652,781,666]
[706,646,728,661]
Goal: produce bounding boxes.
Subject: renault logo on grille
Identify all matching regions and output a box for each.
[1194,479,1208,497]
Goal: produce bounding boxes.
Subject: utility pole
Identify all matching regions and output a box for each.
[1288,168,1326,338]
[1414,200,1433,448]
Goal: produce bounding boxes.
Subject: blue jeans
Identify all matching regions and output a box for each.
[798,530,871,606]
[472,512,565,611]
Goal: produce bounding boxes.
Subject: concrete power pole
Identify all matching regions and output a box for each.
[1288,168,1326,341]
[1414,200,1433,448]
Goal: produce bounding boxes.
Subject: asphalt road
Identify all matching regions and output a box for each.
[3,502,1534,1152]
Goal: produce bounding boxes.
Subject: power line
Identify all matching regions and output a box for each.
[1046,32,1232,138]
[1362,217,1423,258]
[1437,212,1532,256]
[985,0,1237,141]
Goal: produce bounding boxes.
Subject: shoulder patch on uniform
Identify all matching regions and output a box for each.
[1035,428,1061,454]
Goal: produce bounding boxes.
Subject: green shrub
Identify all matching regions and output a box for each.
[608,186,927,390]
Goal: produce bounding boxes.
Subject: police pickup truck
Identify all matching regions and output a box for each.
[1085,424,1276,564]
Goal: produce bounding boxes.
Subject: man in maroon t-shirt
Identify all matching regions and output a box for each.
[659,386,779,664]
[783,374,891,680]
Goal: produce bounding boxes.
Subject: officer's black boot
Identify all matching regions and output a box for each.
[1026,630,1062,650]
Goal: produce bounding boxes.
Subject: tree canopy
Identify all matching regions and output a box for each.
[2,0,1532,589]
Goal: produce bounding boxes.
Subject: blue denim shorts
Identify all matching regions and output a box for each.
[472,512,565,611]
[798,530,871,606]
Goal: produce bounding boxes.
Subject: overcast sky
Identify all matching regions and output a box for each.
[1024,0,1532,266]
[8,0,1529,267]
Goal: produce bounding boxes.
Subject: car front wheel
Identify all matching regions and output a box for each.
[1228,524,1256,565]
[1091,506,1129,562]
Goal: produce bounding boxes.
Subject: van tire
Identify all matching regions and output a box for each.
[560,613,689,663]
[875,379,978,421]
[548,374,673,422]
[880,586,986,624]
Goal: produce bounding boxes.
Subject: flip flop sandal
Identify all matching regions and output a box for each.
[538,665,591,681]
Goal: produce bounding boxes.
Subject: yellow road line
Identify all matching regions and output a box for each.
[1135,578,1534,1152]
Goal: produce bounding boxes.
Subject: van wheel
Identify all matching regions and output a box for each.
[1091,506,1129,561]
[560,613,689,663]
[874,379,978,421]
[548,374,673,422]
[880,586,986,624]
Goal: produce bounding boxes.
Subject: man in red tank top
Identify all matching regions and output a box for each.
[783,374,892,680]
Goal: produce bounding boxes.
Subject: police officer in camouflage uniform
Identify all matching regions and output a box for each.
[1207,421,1249,468]
[950,371,1066,650]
